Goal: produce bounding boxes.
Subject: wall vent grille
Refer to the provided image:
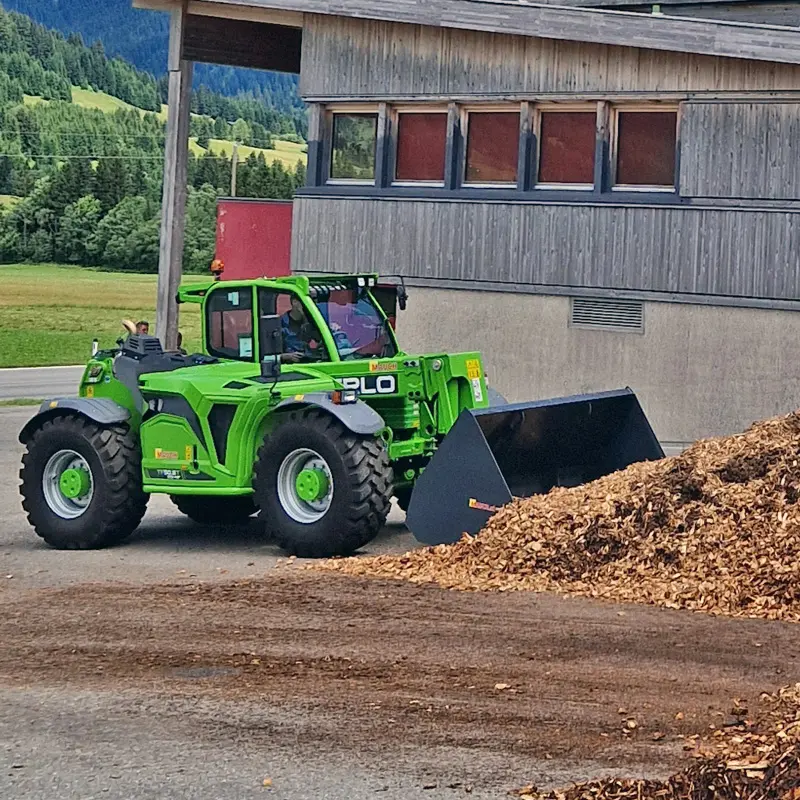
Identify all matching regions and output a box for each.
[569,297,644,333]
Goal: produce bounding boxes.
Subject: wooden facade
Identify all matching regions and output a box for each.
[680,102,800,200]
[294,13,800,308]
[300,16,800,98]
[292,198,800,303]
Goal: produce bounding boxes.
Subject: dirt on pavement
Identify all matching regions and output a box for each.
[1,569,798,794]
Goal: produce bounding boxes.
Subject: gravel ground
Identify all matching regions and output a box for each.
[1,405,798,800]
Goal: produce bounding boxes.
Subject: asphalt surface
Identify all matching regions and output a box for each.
[0,365,84,401]
[2,404,792,800]
[0,405,471,800]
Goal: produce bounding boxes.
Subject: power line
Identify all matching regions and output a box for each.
[0,131,167,139]
[0,153,167,159]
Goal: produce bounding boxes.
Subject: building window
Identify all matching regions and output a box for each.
[537,110,596,187]
[394,111,448,183]
[614,110,677,189]
[329,113,378,182]
[464,110,520,185]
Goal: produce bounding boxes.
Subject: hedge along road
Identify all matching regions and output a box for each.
[1,406,798,799]
[0,365,84,401]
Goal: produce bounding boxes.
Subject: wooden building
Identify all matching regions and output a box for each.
[136,0,800,449]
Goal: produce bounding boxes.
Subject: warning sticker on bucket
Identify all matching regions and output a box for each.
[465,359,481,380]
[469,498,500,513]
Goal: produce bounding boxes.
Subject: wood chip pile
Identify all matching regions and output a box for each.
[515,683,800,800]
[319,412,800,621]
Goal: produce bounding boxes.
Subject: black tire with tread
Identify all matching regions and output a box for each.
[253,409,392,558]
[171,495,258,524]
[20,415,148,549]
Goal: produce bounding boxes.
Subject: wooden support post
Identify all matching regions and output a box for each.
[518,101,534,192]
[443,102,462,191]
[594,101,611,196]
[305,103,325,187]
[156,2,192,352]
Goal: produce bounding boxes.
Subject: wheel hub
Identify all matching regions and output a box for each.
[42,449,94,520]
[295,468,329,502]
[59,467,91,500]
[276,448,334,524]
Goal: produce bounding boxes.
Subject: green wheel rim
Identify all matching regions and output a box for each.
[59,467,91,500]
[295,468,330,502]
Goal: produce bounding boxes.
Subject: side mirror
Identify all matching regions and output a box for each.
[397,285,408,311]
[260,313,283,357]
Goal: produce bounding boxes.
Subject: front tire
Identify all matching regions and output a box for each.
[171,495,257,524]
[20,415,148,549]
[254,409,392,558]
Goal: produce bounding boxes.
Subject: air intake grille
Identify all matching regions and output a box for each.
[569,297,644,333]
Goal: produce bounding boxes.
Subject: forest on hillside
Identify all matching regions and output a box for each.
[2,0,304,118]
[0,5,307,274]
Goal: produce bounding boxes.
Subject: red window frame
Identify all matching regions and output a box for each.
[394,111,448,184]
[536,109,597,187]
[464,110,520,185]
[613,109,678,189]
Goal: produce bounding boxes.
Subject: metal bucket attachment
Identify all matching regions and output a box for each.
[406,388,664,546]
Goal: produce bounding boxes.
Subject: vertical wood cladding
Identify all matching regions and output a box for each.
[299,16,800,98]
[680,102,800,200]
[292,197,800,302]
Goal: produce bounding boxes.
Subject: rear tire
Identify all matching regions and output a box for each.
[254,409,392,558]
[20,415,147,549]
[171,495,257,524]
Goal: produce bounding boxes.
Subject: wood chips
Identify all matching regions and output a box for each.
[515,683,800,800]
[318,412,800,622]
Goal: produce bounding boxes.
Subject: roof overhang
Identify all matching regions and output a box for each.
[134,0,800,66]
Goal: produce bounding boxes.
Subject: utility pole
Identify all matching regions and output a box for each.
[231,141,239,197]
[155,0,191,353]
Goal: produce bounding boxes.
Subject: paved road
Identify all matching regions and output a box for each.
[0,365,84,401]
[0,405,452,800]
[0,405,713,799]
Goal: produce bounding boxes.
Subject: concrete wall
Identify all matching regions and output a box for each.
[394,286,800,445]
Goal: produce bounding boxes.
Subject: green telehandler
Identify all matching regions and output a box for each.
[18,272,664,557]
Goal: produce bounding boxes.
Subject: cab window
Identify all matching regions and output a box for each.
[259,289,330,363]
[314,289,397,360]
[206,287,254,361]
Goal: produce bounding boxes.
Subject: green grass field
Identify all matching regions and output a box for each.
[0,398,41,407]
[0,264,206,368]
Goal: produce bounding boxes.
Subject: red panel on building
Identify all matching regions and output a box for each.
[215,198,293,280]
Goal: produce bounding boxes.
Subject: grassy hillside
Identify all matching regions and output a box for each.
[208,138,307,167]
[71,86,139,114]
[23,87,307,166]
[2,0,305,119]
[0,264,206,367]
